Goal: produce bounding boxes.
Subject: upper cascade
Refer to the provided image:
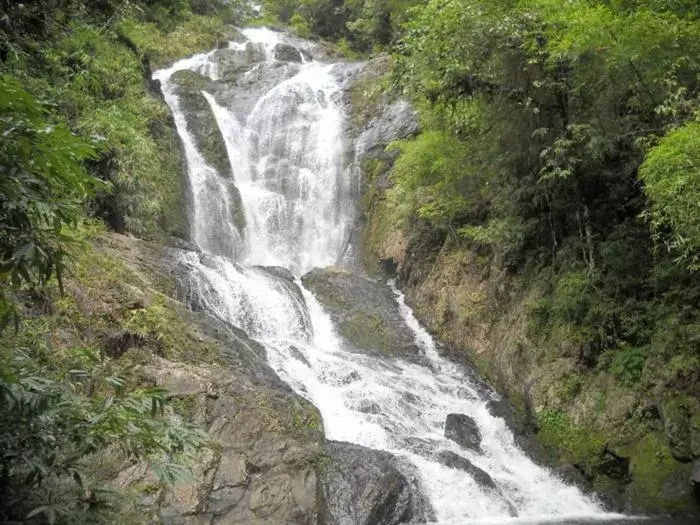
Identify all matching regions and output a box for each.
[154,27,359,275]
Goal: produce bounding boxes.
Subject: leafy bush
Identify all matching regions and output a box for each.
[608,347,648,385]
[0,76,103,311]
[640,121,700,270]
[0,344,208,524]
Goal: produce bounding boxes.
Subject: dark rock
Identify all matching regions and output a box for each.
[555,464,588,487]
[341,370,362,384]
[598,448,631,483]
[253,265,296,283]
[437,451,496,490]
[273,43,302,63]
[401,391,419,404]
[437,451,517,517]
[318,441,429,525]
[301,267,425,363]
[445,413,482,452]
[692,459,700,501]
[289,345,311,367]
[170,69,231,180]
[356,400,382,414]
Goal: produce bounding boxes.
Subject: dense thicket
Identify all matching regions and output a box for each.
[389,0,700,376]
[0,2,243,522]
[258,0,417,50]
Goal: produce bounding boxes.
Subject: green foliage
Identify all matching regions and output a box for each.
[608,347,647,385]
[639,120,700,270]
[388,131,475,226]
[0,76,102,308]
[0,344,208,524]
[535,409,605,468]
[0,3,235,522]
[260,0,418,50]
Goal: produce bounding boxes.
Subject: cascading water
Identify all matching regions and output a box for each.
[154,28,624,524]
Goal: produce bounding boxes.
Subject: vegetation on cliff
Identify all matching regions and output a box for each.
[0,1,248,522]
[343,0,700,511]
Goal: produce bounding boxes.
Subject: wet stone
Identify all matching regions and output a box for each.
[356,400,382,414]
[273,43,303,63]
[437,451,497,491]
[445,413,482,452]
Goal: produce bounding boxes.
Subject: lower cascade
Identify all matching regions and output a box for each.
[155,27,623,523]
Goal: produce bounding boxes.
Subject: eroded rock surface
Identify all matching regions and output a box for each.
[318,442,429,525]
[273,43,303,63]
[301,267,424,363]
[444,413,482,452]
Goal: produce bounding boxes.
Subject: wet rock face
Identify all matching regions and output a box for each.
[692,460,700,499]
[437,451,517,517]
[212,43,266,81]
[301,267,424,363]
[170,69,231,179]
[318,442,428,525]
[108,239,434,524]
[356,100,420,157]
[445,413,482,452]
[273,43,302,63]
[437,451,495,490]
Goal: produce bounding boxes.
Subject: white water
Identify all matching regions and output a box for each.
[155,28,623,523]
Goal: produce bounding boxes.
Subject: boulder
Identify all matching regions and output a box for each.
[301,267,424,363]
[444,413,482,452]
[211,43,265,81]
[318,441,429,525]
[273,43,303,63]
[437,451,517,517]
[356,400,382,414]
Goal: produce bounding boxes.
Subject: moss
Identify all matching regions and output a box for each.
[311,454,332,473]
[535,410,606,472]
[291,402,323,434]
[171,69,210,91]
[339,312,392,353]
[624,434,690,509]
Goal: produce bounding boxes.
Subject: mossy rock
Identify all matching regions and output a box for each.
[338,312,392,354]
[662,396,697,462]
[171,69,209,91]
[171,70,231,178]
[623,433,694,510]
[301,267,424,363]
[227,181,246,234]
[211,44,265,82]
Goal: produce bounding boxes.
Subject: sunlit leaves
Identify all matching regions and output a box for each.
[639,120,700,269]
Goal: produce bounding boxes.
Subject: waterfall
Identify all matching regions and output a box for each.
[154,28,623,523]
